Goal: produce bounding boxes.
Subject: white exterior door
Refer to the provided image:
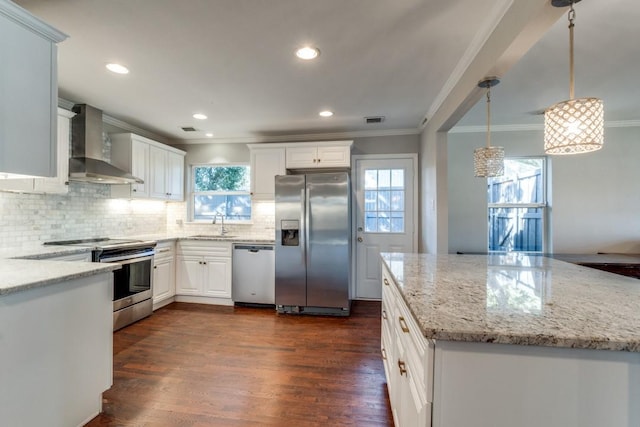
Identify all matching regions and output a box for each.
[353,155,417,299]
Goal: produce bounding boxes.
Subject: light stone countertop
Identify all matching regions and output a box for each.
[0,259,119,296]
[381,252,640,352]
[0,233,274,297]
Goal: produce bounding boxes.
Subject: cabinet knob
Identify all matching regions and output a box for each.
[383,278,389,286]
[382,310,387,320]
[398,360,407,376]
[317,158,320,163]
[381,347,387,360]
[313,158,317,163]
[132,189,137,192]
[398,316,410,333]
[154,266,157,269]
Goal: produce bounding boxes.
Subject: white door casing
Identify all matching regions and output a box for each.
[352,154,417,300]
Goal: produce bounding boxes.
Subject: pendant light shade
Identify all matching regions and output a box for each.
[544,0,604,155]
[474,77,504,178]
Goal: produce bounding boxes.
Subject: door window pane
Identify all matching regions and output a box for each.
[363,168,405,233]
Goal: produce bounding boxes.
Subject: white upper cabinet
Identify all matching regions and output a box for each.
[110,133,185,201]
[285,141,352,169]
[0,108,73,194]
[0,2,67,177]
[33,108,75,193]
[149,145,185,201]
[247,145,286,199]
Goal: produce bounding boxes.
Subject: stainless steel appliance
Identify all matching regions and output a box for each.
[69,104,144,184]
[232,244,275,305]
[275,172,351,315]
[44,237,156,330]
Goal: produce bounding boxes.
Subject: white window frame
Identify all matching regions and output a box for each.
[189,163,252,224]
[487,156,548,253]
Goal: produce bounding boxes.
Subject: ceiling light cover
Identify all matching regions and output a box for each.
[319,110,333,117]
[205,133,213,137]
[544,1,603,155]
[474,78,504,178]
[296,46,320,60]
[193,113,207,120]
[106,63,129,74]
[544,97,604,154]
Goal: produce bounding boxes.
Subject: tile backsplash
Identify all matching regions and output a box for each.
[0,183,275,248]
[0,182,166,247]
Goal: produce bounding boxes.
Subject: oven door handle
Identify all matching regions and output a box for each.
[99,252,154,264]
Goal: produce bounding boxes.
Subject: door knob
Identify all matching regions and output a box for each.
[357,237,363,242]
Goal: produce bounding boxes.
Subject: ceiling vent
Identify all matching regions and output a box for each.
[365,116,385,124]
[181,126,197,132]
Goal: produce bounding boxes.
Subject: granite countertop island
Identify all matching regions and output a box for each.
[381,252,640,352]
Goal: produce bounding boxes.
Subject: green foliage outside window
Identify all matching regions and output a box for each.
[194,166,249,192]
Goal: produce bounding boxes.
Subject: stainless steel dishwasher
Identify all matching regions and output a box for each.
[232,244,275,306]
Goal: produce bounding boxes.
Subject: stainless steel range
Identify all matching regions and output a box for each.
[45,237,157,330]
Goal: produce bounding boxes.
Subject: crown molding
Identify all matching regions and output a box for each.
[170,128,421,145]
[0,1,67,42]
[58,98,169,144]
[450,119,640,134]
[421,0,514,128]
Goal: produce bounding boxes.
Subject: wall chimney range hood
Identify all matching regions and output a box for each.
[68,104,143,184]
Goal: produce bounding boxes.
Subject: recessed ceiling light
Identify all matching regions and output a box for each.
[205,133,214,138]
[296,46,320,60]
[105,63,129,74]
[193,113,208,120]
[319,110,333,117]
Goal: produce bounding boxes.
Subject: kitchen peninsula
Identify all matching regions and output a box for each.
[0,257,118,427]
[381,253,640,427]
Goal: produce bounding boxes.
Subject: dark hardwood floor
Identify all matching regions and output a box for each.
[86,301,393,426]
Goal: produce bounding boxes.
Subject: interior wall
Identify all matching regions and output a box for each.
[447,126,640,254]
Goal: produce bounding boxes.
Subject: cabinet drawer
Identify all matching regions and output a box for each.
[383,262,434,403]
[178,241,232,257]
[154,241,175,260]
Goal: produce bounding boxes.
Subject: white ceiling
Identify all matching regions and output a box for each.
[457,0,640,129]
[13,0,639,142]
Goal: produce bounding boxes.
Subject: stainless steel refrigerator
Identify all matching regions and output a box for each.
[275,172,351,315]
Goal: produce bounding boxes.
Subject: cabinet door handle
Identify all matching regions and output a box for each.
[381,347,387,360]
[382,310,387,320]
[383,278,389,286]
[398,360,407,376]
[132,188,137,192]
[398,316,409,333]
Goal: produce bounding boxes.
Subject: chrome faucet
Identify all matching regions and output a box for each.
[212,213,227,235]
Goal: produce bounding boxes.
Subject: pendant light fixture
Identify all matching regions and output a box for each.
[474,77,504,178]
[544,0,603,155]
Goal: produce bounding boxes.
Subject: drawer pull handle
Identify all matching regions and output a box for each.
[398,316,409,333]
[383,278,389,286]
[381,348,387,360]
[398,360,407,376]
[382,310,387,320]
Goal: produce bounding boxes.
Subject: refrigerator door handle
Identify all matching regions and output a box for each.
[301,188,307,265]
[305,186,311,267]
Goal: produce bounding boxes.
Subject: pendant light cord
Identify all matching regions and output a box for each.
[568,2,575,100]
[486,86,491,148]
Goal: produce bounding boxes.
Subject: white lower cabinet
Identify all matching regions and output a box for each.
[175,241,232,305]
[382,263,433,427]
[153,241,175,309]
